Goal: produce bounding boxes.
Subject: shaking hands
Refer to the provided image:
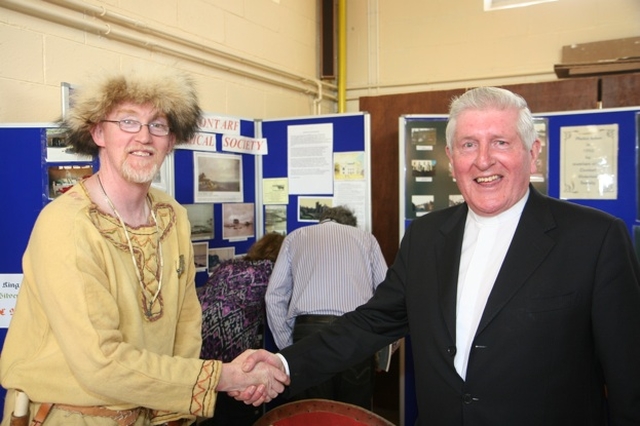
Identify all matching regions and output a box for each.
[218,349,289,406]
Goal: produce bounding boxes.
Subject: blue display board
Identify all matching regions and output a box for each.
[0,127,44,274]
[541,108,639,235]
[0,113,371,416]
[258,112,372,411]
[0,118,257,413]
[260,112,372,233]
[174,118,257,286]
[0,124,99,414]
[0,127,42,411]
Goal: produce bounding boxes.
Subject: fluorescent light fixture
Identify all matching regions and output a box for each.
[485,0,557,11]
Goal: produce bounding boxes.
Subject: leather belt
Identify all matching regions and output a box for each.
[295,314,339,325]
[11,397,183,426]
[53,406,183,426]
[31,403,53,426]
[54,404,145,426]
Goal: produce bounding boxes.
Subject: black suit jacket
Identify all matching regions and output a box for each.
[280,187,640,425]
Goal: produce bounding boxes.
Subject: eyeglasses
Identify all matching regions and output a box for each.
[101,119,171,136]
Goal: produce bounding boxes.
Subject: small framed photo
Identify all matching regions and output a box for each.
[194,152,243,203]
[45,127,92,163]
[151,152,175,196]
[192,242,209,272]
[222,203,255,240]
[411,195,434,217]
[208,247,236,273]
[265,204,287,235]
[184,203,214,241]
[298,196,333,222]
[47,164,93,200]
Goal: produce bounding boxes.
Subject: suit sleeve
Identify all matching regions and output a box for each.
[591,218,640,424]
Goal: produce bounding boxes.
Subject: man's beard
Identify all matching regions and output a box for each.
[122,160,161,184]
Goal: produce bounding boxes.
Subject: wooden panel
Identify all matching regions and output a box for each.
[360,96,399,265]
[561,37,640,63]
[601,73,640,108]
[502,79,599,112]
[555,59,640,79]
[360,89,463,264]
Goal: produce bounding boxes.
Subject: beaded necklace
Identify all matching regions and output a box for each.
[97,173,164,318]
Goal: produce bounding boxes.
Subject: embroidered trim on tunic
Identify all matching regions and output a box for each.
[190,360,218,417]
[89,200,176,320]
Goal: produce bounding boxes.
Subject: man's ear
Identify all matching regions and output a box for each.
[445,145,456,180]
[90,123,106,148]
[168,134,177,153]
[529,139,542,174]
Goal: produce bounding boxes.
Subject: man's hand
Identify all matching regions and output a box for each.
[217,349,289,406]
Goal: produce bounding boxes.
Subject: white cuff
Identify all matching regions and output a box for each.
[275,353,291,376]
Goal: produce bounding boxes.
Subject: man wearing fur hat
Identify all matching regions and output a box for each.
[0,68,287,426]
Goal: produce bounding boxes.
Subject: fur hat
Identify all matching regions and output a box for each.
[62,68,202,156]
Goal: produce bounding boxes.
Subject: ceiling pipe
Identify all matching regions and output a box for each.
[337,0,347,112]
[1,0,338,105]
[313,79,324,115]
[44,0,337,97]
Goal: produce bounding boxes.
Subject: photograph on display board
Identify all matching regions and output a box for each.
[403,119,454,219]
[265,204,287,235]
[411,195,434,217]
[411,127,437,147]
[263,177,289,204]
[411,159,437,179]
[334,151,365,181]
[449,194,465,207]
[193,241,209,272]
[208,246,235,273]
[151,152,174,196]
[298,196,333,222]
[560,123,618,200]
[47,164,93,200]
[194,152,243,203]
[531,118,549,194]
[184,203,214,241]
[45,128,92,163]
[222,202,254,240]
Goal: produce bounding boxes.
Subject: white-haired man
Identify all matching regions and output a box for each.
[241,87,640,426]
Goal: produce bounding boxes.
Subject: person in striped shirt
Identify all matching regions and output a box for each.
[265,206,388,409]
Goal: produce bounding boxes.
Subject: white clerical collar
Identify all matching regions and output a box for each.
[467,188,530,227]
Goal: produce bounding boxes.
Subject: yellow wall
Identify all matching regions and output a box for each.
[346,0,640,110]
[0,0,327,123]
[1,0,639,123]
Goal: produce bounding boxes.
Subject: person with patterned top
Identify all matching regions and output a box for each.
[199,233,284,426]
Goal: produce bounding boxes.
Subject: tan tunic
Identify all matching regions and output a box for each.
[0,182,220,425]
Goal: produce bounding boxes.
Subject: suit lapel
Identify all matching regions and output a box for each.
[475,188,557,335]
[436,205,467,341]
